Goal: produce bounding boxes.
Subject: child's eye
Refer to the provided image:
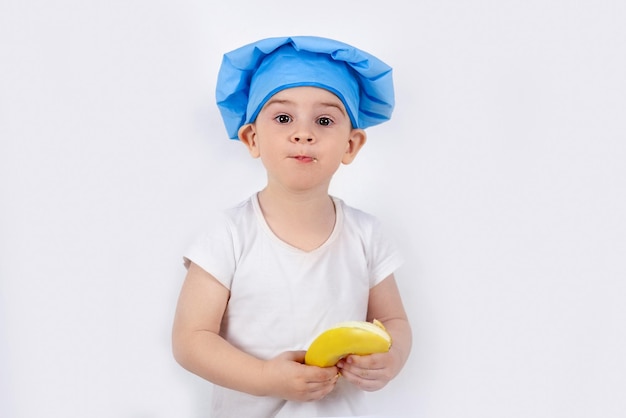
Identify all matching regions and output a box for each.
[317,117,333,126]
[275,114,292,124]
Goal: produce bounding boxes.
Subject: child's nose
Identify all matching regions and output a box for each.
[292,136,314,143]
[291,123,315,143]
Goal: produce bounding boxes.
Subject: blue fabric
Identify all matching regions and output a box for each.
[216,36,395,140]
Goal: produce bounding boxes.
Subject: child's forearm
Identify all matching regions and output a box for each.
[381,317,412,378]
[173,329,340,401]
[173,329,269,396]
[366,275,413,379]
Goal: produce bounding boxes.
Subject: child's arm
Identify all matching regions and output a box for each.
[172,261,339,401]
[336,274,412,391]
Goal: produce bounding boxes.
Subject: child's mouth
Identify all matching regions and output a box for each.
[294,155,317,163]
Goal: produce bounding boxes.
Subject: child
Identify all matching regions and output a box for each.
[172,36,412,417]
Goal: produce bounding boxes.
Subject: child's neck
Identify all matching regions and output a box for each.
[257,187,336,252]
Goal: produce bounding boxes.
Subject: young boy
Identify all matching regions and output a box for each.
[172,36,412,417]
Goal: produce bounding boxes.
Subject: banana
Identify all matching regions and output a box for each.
[304,319,392,367]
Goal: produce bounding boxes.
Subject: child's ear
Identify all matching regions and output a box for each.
[238,123,261,158]
[342,128,367,164]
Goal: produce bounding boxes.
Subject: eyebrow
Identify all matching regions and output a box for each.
[264,98,347,116]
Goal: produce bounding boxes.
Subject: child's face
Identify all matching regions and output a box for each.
[238,86,366,193]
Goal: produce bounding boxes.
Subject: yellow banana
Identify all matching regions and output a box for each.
[304,319,392,367]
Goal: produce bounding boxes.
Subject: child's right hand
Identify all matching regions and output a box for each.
[261,350,339,402]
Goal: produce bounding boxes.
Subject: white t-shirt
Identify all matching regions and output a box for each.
[184,194,404,417]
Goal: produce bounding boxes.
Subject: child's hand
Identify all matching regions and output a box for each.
[336,349,400,392]
[262,351,339,402]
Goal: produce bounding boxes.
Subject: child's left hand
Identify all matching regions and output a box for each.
[335,349,400,391]
[338,275,412,391]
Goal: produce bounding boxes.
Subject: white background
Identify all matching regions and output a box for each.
[1,1,625,417]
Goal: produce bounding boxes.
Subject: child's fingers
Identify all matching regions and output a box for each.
[345,352,386,368]
[306,364,339,384]
[300,372,340,401]
[336,354,391,391]
[276,350,307,363]
[336,366,387,392]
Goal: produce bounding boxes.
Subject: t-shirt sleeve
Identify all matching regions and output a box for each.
[367,217,405,288]
[182,213,237,290]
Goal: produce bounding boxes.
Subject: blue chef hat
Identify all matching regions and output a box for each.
[216,36,395,140]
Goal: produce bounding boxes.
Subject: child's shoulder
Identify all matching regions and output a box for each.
[224,194,255,214]
[217,195,258,227]
[333,196,383,230]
